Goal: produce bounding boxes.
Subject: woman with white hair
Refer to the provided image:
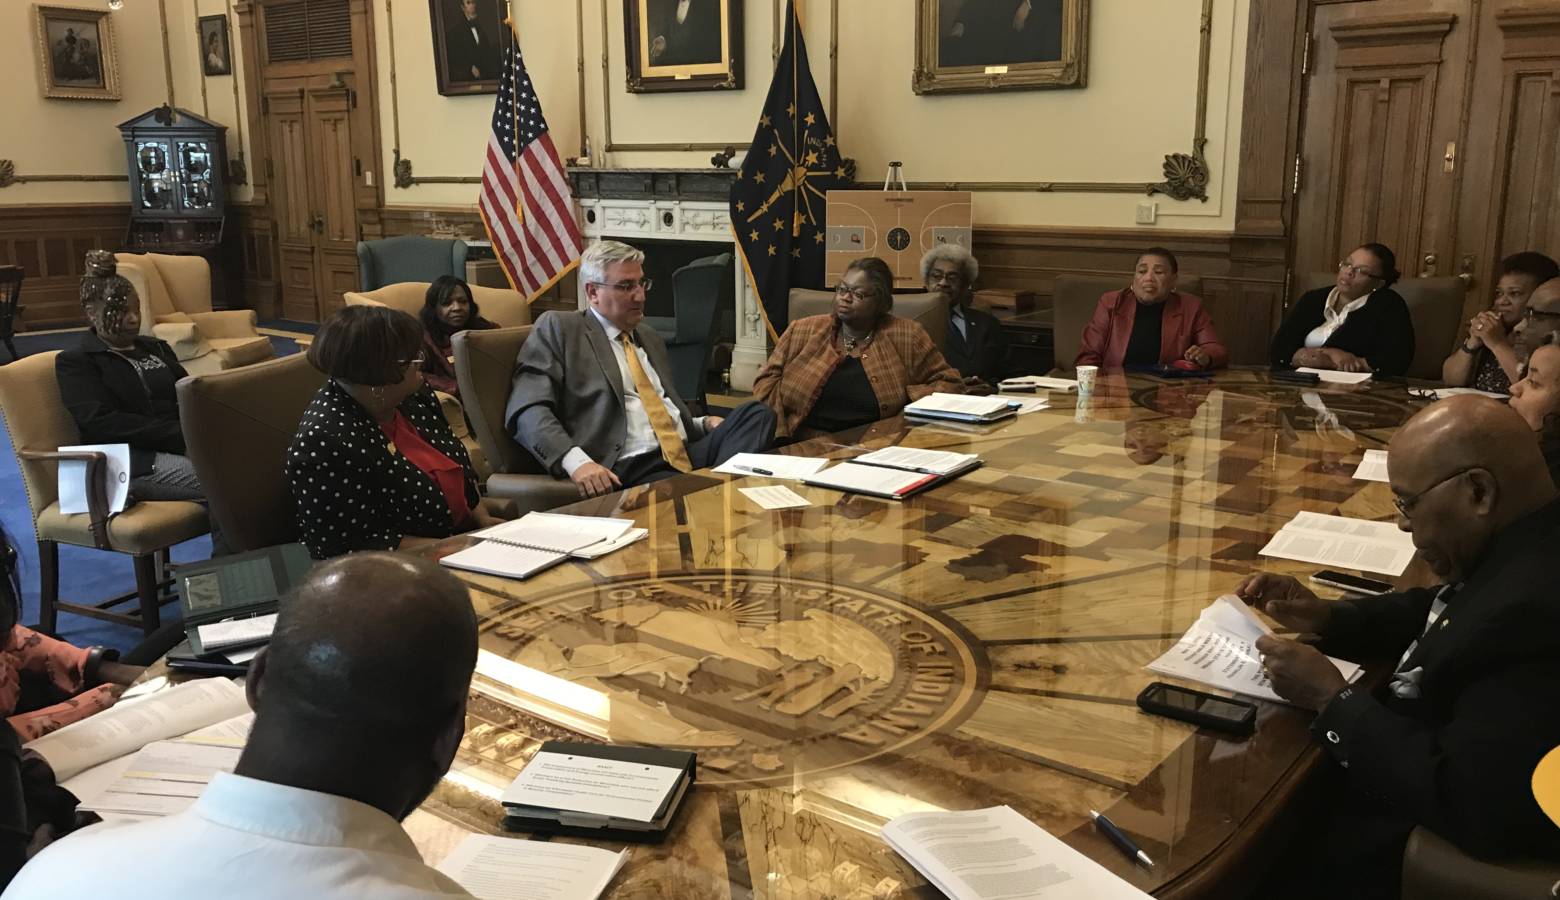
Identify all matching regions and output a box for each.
[922,244,1008,391]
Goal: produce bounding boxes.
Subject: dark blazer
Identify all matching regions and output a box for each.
[944,305,1010,384]
[444,11,500,81]
[286,380,479,559]
[505,309,706,478]
[1270,286,1416,375]
[1311,498,1560,862]
[55,333,188,478]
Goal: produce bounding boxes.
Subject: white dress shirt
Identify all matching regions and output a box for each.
[3,773,472,899]
[561,308,702,475]
[1303,287,1373,349]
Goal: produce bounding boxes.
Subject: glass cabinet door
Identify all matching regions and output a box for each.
[135,140,175,212]
[177,141,215,211]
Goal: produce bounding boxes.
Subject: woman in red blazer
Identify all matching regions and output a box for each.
[1074,248,1228,370]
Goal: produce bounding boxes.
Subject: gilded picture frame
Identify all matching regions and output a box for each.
[623,0,743,94]
[914,0,1088,95]
[34,4,121,101]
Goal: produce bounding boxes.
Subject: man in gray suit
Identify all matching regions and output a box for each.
[506,240,776,497]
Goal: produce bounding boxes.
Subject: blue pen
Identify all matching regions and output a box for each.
[1090,810,1154,867]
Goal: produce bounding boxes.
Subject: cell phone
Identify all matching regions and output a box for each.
[1136,681,1257,736]
[1270,369,1322,385]
[1309,570,1393,596]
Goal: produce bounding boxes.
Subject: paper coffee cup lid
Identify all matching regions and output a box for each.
[1534,745,1560,828]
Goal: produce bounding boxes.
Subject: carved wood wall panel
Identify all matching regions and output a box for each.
[1482,8,1560,283]
[0,204,129,328]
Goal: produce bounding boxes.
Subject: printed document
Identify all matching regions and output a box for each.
[1146,595,1361,704]
[475,514,634,554]
[57,443,131,515]
[195,611,278,651]
[78,741,242,818]
[712,453,831,480]
[1259,511,1416,576]
[739,485,811,510]
[855,446,979,475]
[1296,367,1373,385]
[906,393,1015,418]
[1001,376,1078,393]
[25,677,248,781]
[1352,450,1390,483]
[881,805,1151,899]
[437,835,627,900]
[502,751,684,823]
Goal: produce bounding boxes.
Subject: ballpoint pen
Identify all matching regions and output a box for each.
[733,465,774,476]
[1090,810,1153,867]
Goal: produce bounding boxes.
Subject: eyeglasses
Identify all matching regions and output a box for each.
[927,270,965,285]
[1523,307,1560,323]
[1392,465,1480,518]
[834,283,878,302]
[1337,260,1383,279]
[588,278,653,293]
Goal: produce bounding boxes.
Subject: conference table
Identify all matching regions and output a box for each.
[408,368,1441,898]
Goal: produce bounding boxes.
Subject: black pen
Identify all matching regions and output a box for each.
[1090,809,1153,867]
[733,465,774,476]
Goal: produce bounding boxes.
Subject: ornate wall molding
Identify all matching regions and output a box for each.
[0,161,127,189]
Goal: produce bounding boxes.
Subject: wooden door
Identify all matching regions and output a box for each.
[1292,2,1471,286]
[306,87,358,321]
[265,88,319,322]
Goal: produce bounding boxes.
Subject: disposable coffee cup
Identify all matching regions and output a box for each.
[1076,365,1098,394]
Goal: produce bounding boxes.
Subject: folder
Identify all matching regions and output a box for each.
[500,741,696,843]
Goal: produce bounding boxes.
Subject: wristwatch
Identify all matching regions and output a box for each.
[83,646,121,685]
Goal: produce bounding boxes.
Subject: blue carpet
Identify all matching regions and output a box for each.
[2,322,313,652]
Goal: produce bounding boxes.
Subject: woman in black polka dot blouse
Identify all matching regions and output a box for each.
[286,305,509,558]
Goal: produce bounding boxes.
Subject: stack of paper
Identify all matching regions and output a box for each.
[1001,375,1079,393]
[441,513,646,579]
[1146,595,1362,704]
[999,395,1051,414]
[1296,367,1373,385]
[1259,511,1416,576]
[739,485,811,509]
[854,446,980,476]
[77,740,243,819]
[195,611,278,653]
[437,835,627,900]
[804,463,944,500]
[712,452,830,480]
[904,393,1018,423]
[882,806,1152,900]
[1352,449,1389,483]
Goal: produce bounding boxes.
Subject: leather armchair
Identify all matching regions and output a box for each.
[1400,826,1560,899]
[176,354,327,553]
[664,253,733,409]
[1293,273,1464,381]
[355,236,468,292]
[787,288,950,351]
[451,325,580,513]
[116,252,275,377]
[0,351,207,633]
[1051,274,1204,375]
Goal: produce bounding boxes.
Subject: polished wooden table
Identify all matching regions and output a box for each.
[410,369,1438,898]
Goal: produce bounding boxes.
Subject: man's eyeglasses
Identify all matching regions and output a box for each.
[927,270,965,285]
[1392,466,1480,518]
[589,278,654,293]
[834,283,877,302]
[1523,307,1560,322]
[1337,260,1383,279]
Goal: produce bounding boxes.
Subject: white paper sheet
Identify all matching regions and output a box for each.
[905,393,1015,417]
[501,750,685,823]
[436,835,628,900]
[881,805,1152,900]
[475,514,633,554]
[854,447,979,475]
[1295,367,1373,384]
[57,443,131,515]
[739,485,811,510]
[1258,511,1416,576]
[1427,387,1508,400]
[195,612,278,651]
[1352,449,1390,483]
[78,741,243,818]
[1001,376,1078,393]
[998,395,1051,414]
[712,453,831,480]
[1146,595,1361,704]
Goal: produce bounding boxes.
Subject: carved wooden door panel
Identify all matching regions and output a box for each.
[265,88,318,322]
[1293,2,1471,287]
[306,87,358,322]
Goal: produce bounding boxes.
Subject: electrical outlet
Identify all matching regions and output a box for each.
[1135,202,1158,225]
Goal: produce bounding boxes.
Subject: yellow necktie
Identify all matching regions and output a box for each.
[618,332,692,472]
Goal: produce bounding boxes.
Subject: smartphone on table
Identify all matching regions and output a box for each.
[1136,681,1257,736]
[1309,570,1393,596]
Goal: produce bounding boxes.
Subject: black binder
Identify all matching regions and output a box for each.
[501,741,696,843]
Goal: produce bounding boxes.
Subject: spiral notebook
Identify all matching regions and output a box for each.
[438,514,638,579]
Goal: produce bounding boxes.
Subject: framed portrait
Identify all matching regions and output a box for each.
[429,0,510,96]
[623,0,743,94]
[198,15,232,77]
[914,0,1089,95]
[33,4,120,101]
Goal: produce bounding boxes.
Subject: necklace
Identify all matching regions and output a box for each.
[840,326,874,353]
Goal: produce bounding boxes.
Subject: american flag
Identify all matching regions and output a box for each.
[479,38,583,300]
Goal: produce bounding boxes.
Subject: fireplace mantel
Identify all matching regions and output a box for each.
[570,166,767,392]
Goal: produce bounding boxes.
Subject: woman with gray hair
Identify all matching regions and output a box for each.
[922,244,1008,391]
[754,257,964,439]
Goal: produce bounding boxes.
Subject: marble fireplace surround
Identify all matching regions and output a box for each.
[569,167,767,392]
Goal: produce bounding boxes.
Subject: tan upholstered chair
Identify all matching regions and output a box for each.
[1050,274,1205,375]
[1400,826,1560,900]
[1293,273,1465,381]
[344,282,533,328]
[786,289,950,351]
[115,252,274,377]
[0,351,208,634]
[452,326,581,514]
[177,354,327,553]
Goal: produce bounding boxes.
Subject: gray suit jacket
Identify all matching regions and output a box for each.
[505,309,706,477]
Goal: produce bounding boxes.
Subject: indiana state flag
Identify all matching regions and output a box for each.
[731,0,849,338]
